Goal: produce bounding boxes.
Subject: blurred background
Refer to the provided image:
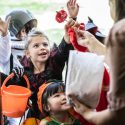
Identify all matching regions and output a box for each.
[0,0,113,45]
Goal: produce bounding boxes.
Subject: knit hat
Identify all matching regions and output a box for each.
[37,82,52,112]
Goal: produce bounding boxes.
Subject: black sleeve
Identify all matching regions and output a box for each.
[1,72,26,87]
[72,17,77,21]
[51,37,74,63]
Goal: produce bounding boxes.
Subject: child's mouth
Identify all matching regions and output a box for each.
[38,52,47,56]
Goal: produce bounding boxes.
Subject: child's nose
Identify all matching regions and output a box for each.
[61,94,66,100]
[40,45,45,49]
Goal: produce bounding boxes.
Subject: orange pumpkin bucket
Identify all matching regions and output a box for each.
[1,73,31,118]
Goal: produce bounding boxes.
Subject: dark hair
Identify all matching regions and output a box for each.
[42,79,65,115]
[115,0,125,22]
[6,9,37,38]
[17,19,37,38]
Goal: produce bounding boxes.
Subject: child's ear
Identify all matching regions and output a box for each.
[25,50,30,58]
[43,104,50,112]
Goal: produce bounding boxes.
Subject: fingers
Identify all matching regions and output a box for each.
[67,18,76,26]
[12,68,19,78]
[19,67,24,77]
[65,18,79,29]
[6,16,11,28]
[12,67,24,78]
[69,95,84,113]
[68,0,76,6]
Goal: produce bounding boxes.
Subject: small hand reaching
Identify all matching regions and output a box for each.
[12,67,24,79]
[0,16,11,37]
[67,0,79,18]
[64,18,78,43]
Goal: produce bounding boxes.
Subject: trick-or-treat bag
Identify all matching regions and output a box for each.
[66,50,104,108]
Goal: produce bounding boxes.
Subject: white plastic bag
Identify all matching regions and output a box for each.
[66,50,104,108]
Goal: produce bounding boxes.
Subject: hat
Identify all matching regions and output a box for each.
[85,17,105,43]
[6,9,37,36]
[37,82,52,112]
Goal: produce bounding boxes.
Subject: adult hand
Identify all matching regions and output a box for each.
[75,29,95,51]
[75,29,106,55]
[69,94,95,121]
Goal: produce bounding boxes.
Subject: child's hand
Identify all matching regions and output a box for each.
[67,0,79,19]
[64,18,78,43]
[0,16,11,37]
[12,67,24,79]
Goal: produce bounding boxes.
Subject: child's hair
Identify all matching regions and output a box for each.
[17,20,37,38]
[25,28,49,50]
[37,79,65,115]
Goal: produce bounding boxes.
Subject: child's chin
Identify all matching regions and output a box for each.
[63,104,72,109]
[40,58,48,62]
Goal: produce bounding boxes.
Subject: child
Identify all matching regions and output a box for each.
[1,1,79,124]
[37,79,83,125]
[20,24,74,118]
[0,0,79,75]
[1,19,75,123]
[2,17,75,119]
[0,9,37,75]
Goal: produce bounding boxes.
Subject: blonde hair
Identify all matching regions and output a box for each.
[25,28,49,49]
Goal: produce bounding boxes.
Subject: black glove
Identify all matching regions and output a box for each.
[12,67,24,79]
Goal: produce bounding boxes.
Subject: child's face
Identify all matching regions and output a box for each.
[47,92,71,113]
[17,27,27,40]
[26,36,50,63]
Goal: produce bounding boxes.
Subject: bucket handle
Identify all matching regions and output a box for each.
[1,73,30,91]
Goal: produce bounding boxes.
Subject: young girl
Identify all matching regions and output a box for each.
[37,79,83,125]
[5,18,75,119]
[1,1,79,124]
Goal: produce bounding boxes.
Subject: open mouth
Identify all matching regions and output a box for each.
[61,101,68,105]
[38,52,47,56]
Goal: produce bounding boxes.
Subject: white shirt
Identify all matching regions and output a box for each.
[0,34,24,75]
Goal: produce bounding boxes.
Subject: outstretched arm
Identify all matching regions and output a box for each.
[0,17,11,63]
[70,95,115,125]
[75,29,106,55]
[69,18,125,125]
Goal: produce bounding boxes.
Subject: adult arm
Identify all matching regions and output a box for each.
[76,30,106,55]
[69,18,125,125]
